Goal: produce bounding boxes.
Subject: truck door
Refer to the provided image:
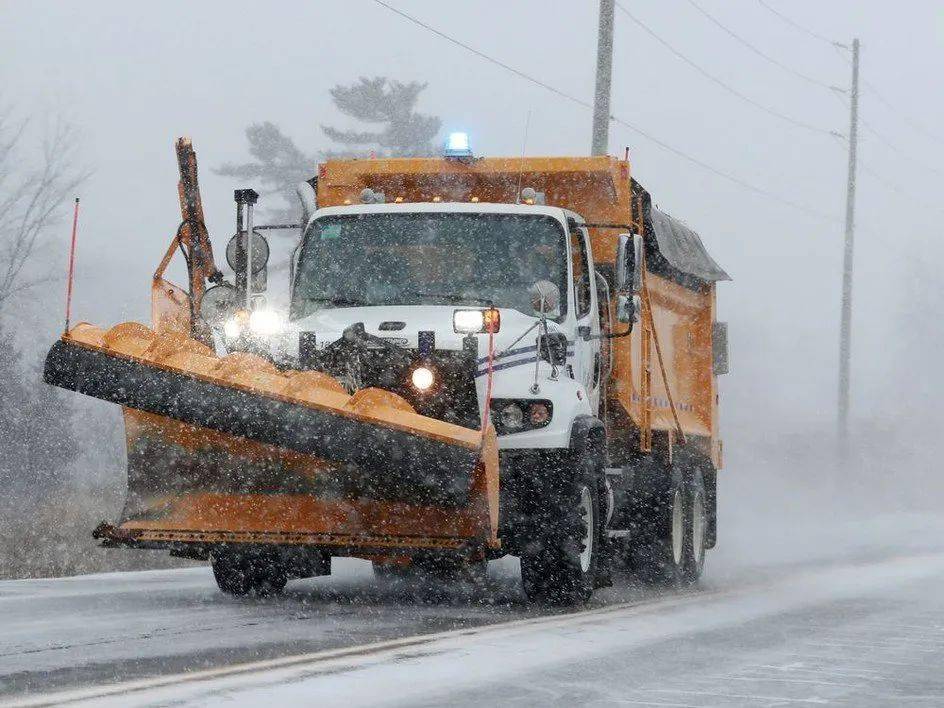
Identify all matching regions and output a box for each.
[568,221,601,413]
[594,271,613,403]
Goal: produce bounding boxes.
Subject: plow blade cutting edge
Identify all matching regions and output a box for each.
[44,322,499,554]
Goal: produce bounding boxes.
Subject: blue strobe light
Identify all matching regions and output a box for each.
[444,132,472,158]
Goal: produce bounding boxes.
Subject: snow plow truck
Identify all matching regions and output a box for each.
[44,136,729,604]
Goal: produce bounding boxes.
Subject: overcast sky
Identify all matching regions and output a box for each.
[3,0,942,446]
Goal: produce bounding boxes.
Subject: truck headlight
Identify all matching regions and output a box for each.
[528,401,552,426]
[223,317,243,339]
[453,308,501,334]
[490,399,553,434]
[248,309,284,336]
[222,310,250,339]
[410,366,435,392]
[499,402,524,431]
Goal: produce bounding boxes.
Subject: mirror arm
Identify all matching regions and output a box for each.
[602,327,633,340]
[582,326,633,341]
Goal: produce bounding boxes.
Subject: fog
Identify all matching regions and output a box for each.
[2,0,942,571]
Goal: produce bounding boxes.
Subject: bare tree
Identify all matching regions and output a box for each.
[0,108,86,312]
[0,108,88,579]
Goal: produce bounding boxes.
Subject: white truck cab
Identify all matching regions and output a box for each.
[283,201,607,452]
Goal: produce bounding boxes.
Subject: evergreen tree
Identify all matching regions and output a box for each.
[215,122,318,223]
[321,77,440,158]
[217,77,440,221]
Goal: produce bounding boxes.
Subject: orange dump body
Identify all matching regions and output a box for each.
[318,156,723,467]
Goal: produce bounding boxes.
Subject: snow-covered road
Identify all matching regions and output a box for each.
[3,514,944,706]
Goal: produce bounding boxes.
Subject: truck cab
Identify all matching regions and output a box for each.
[285,202,606,452]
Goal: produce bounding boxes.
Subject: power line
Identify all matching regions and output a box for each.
[831,90,944,178]
[860,160,943,212]
[829,42,944,147]
[862,78,944,147]
[369,0,841,223]
[614,2,835,136]
[368,0,591,113]
[684,0,840,91]
[860,118,944,178]
[833,135,943,212]
[829,133,943,210]
[607,114,839,220]
[755,0,847,49]
[755,2,944,151]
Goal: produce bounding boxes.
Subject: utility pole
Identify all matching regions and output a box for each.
[591,0,615,156]
[838,38,860,453]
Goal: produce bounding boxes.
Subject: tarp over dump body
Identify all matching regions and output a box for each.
[649,206,730,283]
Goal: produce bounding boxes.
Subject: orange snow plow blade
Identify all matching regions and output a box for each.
[44,322,499,555]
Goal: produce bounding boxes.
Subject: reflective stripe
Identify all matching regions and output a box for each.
[475,340,575,366]
[474,349,574,377]
[476,344,537,365]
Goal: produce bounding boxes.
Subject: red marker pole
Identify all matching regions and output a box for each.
[63,197,80,334]
[481,310,498,440]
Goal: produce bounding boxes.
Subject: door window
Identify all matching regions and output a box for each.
[569,226,592,319]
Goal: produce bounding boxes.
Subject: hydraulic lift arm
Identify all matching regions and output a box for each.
[152,137,222,339]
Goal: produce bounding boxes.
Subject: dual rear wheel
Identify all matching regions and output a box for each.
[629,459,708,587]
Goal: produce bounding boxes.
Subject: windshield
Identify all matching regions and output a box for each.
[291,212,567,320]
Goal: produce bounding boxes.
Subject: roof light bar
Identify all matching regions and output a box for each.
[444,132,473,158]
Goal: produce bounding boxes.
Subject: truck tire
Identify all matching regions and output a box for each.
[683,466,708,584]
[212,550,287,596]
[520,453,602,605]
[629,462,686,587]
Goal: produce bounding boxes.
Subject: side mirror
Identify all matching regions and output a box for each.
[529,280,561,317]
[616,293,641,325]
[226,229,270,294]
[615,233,643,295]
[199,283,240,326]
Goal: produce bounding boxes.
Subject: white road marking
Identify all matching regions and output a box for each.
[698,675,862,688]
[775,652,923,668]
[803,640,935,651]
[647,688,830,705]
[747,663,882,678]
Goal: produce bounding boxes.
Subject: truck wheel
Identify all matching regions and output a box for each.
[212,551,287,596]
[629,463,686,587]
[520,454,602,605]
[683,467,708,584]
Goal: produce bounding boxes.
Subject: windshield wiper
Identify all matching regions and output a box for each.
[403,290,494,306]
[301,296,369,307]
